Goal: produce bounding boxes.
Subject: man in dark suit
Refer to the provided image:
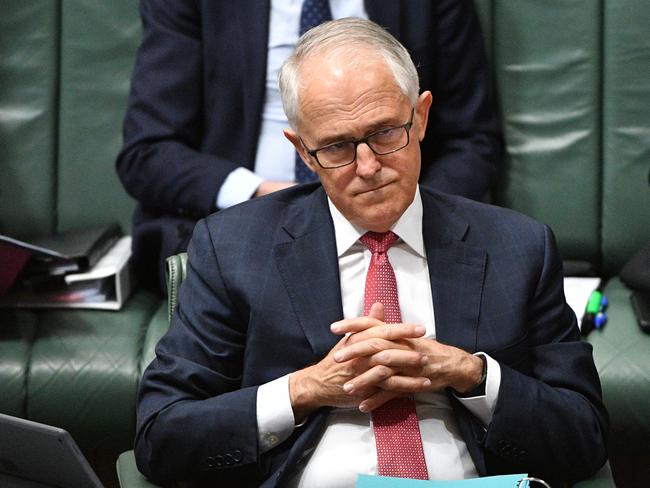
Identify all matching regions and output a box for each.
[135,18,606,488]
[116,0,502,292]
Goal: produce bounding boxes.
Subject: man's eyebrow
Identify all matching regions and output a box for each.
[316,116,403,146]
[365,116,403,132]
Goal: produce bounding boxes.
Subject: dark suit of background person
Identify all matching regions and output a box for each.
[116,0,503,293]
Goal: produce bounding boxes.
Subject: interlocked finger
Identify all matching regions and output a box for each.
[343,365,394,394]
[368,349,426,369]
[334,337,412,363]
[343,364,431,395]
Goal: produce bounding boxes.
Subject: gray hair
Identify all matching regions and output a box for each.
[278,17,420,129]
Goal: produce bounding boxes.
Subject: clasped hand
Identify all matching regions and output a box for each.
[289,303,483,421]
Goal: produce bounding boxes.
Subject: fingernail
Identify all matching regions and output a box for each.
[414,325,426,335]
[359,402,369,413]
[343,383,354,393]
[422,379,431,387]
[334,351,344,362]
[330,323,341,332]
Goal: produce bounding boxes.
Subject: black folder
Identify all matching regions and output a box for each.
[0,223,122,275]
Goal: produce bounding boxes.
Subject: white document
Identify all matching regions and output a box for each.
[563,277,601,330]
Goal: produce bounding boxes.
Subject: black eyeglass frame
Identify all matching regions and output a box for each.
[299,108,415,169]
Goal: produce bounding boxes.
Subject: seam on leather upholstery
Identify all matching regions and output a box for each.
[23,314,38,419]
[136,297,165,378]
[167,256,179,324]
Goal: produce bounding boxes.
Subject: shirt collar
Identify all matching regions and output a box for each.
[327,186,425,258]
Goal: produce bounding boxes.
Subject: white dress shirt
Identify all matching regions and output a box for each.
[216,0,367,209]
[257,187,502,487]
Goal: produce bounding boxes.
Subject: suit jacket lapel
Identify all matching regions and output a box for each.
[422,191,487,352]
[274,187,343,358]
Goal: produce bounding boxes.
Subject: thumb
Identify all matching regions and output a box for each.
[368,302,385,322]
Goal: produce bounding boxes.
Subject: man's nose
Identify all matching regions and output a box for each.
[355,143,381,177]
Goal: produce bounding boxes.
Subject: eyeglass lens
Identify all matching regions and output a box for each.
[317,126,409,168]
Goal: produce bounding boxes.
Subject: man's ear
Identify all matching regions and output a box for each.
[415,91,433,142]
[284,128,318,172]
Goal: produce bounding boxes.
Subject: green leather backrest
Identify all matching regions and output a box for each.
[0,1,140,239]
[488,0,602,265]
[601,0,650,275]
[57,0,140,233]
[0,1,58,237]
[1,2,647,275]
[475,0,649,275]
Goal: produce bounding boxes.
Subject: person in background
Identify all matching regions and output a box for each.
[135,18,606,488]
[116,0,502,293]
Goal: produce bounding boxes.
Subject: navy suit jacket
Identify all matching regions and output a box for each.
[116,0,503,291]
[136,184,608,487]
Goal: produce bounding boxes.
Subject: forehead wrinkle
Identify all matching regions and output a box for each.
[297,61,408,144]
[301,92,409,144]
[297,52,396,108]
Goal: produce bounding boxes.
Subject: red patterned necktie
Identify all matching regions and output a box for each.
[360,231,429,480]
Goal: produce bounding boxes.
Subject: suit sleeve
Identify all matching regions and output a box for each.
[116,0,241,217]
[482,225,608,481]
[419,0,503,200]
[134,219,264,485]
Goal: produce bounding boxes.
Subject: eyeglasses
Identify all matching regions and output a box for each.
[300,109,415,169]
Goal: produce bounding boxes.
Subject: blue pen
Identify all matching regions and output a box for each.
[581,288,608,336]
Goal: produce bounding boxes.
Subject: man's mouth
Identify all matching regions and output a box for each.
[355,181,392,195]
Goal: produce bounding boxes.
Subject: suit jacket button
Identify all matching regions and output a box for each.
[233,449,242,462]
[215,454,224,467]
[206,456,216,468]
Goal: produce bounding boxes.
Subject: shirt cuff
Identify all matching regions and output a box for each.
[216,167,264,209]
[256,374,296,453]
[453,353,501,427]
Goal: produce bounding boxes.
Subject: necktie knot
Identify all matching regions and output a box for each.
[360,231,398,255]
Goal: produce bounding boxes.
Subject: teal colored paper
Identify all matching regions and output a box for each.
[356,473,528,488]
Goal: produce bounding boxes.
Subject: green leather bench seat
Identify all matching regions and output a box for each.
[593,1,650,481]
[0,311,38,417]
[481,1,649,485]
[0,292,166,485]
[587,279,650,487]
[26,292,161,451]
[0,2,156,486]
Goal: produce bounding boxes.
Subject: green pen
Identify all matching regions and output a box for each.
[586,290,603,315]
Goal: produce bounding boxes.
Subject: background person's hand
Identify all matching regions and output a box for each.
[254,180,295,197]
